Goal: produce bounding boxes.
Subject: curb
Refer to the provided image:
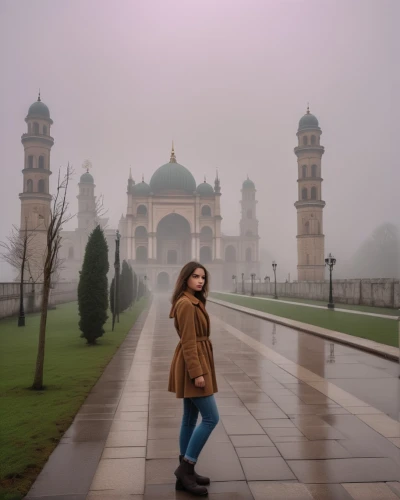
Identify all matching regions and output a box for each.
[208,297,399,362]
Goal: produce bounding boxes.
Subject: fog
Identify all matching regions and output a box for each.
[0,0,398,282]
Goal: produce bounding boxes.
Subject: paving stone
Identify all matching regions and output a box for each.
[236,446,281,458]
[288,457,400,483]
[305,483,354,499]
[230,434,274,447]
[102,447,146,458]
[249,481,313,500]
[275,440,351,460]
[220,415,265,435]
[90,458,145,493]
[240,457,296,480]
[342,482,400,499]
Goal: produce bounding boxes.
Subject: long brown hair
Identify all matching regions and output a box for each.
[171,261,209,305]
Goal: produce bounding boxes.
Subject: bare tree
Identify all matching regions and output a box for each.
[0,219,40,326]
[32,165,74,390]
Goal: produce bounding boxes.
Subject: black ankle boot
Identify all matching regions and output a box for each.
[174,459,208,496]
[177,455,210,486]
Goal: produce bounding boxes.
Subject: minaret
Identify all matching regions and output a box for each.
[19,92,54,280]
[294,106,326,281]
[77,160,96,231]
[240,176,258,237]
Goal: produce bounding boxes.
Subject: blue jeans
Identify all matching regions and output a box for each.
[179,395,220,463]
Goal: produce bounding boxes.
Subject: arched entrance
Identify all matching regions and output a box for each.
[157,214,191,265]
[157,272,170,290]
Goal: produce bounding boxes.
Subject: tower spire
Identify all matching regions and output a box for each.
[38,89,41,102]
[129,167,132,180]
[170,141,177,163]
[307,102,310,114]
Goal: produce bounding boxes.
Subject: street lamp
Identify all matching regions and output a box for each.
[241,272,245,294]
[250,273,256,296]
[112,230,121,331]
[325,252,336,309]
[232,274,237,293]
[272,261,278,299]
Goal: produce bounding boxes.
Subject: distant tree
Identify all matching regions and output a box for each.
[350,223,400,278]
[78,225,109,345]
[132,269,138,304]
[0,219,39,326]
[127,265,134,307]
[110,276,115,315]
[119,260,130,312]
[32,166,73,390]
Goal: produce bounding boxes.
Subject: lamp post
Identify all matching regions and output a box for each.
[241,272,245,294]
[112,230,121,331]
[272,261,278,299]
[250,273,256,296]
[232,274,237,293]
[325,252,336,309]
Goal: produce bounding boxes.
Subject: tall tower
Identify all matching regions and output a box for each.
[19,93,54,280]
[294,107,326,281]
[77,162,97,231]
[240,177,259,265]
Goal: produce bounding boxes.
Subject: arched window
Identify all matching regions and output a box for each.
[43,125,48,136]
[305,221,310,234]
[245,248,252,262]
[136,246,148,262]
[28,156,34,169]
[225,245,236,262]
[137,205,147,216]
[245,230,253,236]
[33,122,39,135]
[68,247,74,259]
[311,135,316,145]
[135,226,148,238]
[311,165,317,177]
[246,209,252,219]
[317,220,321,234]
[302,187,307,200]
[311,187,317,200]
[200,246,212,263]
[200,226,213,240]
[302,165,307,178]
[26,179,33,192]
[38,179,45,193]
[167,249,177,264]
[302,135,308,146]
[201,205,211,216]
[39,156,44,169]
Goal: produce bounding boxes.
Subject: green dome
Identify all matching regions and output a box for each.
[80,172,94,183]
[28,99,50,119]
[242,178,255,189]
[196,181,214,196]
[298,112,319,130]
[150,161,196,194]
[132,181,151,196]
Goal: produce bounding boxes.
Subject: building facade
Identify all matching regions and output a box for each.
[118,145,260,290]
[294,107,326,281]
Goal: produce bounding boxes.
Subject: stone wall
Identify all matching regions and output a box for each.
[0,282,77,320]
[236,279,400,309]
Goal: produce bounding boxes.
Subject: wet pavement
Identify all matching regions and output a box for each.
[26,294,400,500]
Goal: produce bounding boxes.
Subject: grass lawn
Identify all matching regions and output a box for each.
[0,298,148,500]
[250,293,400,316]
[211,292,398,348]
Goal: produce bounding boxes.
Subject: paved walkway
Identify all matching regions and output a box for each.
[222,292,399,320]
[26,294,400,500]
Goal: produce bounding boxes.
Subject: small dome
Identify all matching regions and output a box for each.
[196,181,214,196]
[150,162,196,194]
[80,172,94,184]
[298,110,319,130]
[242,178,255,190]
[132,181,151,196]
[28,98,51,119]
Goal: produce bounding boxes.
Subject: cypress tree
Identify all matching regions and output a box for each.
[78,225,109,344]
[110,277,115,315]
[120,260,130,312]
[127,264,134,307]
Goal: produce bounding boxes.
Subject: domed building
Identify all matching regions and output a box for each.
[119,144,260,289]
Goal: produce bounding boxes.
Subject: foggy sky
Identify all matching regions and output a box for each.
[0,0,398,281]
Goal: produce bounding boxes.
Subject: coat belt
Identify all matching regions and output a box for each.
[179,336,210,343]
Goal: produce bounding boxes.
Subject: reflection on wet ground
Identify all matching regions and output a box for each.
[26,295,400,499]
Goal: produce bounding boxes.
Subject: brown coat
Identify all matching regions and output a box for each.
[168,291,218,398]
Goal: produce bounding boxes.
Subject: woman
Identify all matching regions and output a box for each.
[168,261,219,497]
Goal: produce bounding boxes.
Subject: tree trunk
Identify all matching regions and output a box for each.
[32,276,51,390]
[18,255,25,327]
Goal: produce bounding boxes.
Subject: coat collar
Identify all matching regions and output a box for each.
[183,291,200,305]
